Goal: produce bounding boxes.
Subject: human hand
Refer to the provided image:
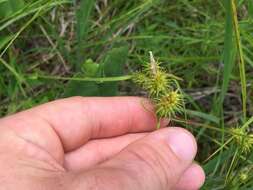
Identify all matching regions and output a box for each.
[0,97,205,190]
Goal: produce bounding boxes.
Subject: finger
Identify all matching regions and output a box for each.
[0,97,168,163]
[69,127,197,190]
[174,163,205,190]
[64,133,149,171]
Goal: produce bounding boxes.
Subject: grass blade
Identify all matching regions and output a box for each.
[248,0,253,19]
[219,0,236,109]
[231,0,247,120]
[75,0,95,69]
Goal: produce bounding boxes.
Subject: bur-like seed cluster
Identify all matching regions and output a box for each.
[230,127,253,153]
[133,61,169,97]
[133,51,184,127]
[231,165,253,185]
[239,166,252,184]
[155,90,183,118]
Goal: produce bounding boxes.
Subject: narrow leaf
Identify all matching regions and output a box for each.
[75,0,95,69]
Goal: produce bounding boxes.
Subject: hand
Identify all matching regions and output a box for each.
[0,97,205,190]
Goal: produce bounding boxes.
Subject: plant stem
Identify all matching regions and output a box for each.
[28,74,133,82]
[231,0,247,121]
[0,58,27,97]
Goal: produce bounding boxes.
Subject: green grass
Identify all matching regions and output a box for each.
[1,0,253,189]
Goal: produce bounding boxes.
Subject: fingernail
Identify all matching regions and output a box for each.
[167,128,197,162]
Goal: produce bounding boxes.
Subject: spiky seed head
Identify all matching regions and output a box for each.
[132,51,184,122]
[133,52,170,97]
[148,70,169,97]
[238,166,252,183]
[132,71,169,97]
[155,90,183,118]
[230,127,253,154]
[239,173,248,182]
[132,72,149,88]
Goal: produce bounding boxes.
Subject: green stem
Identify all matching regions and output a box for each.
[28,74,133,82]
[231,0,247,121]
[241,116,253,130]
[0,7,42,57]
[156,118,162,129]
[0,58,27,97]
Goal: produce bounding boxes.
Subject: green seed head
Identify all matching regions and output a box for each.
[230,127,253,153]
[238,165,252,183]
[147,70,169,97]
[155,90,183,118]
[132,70,169,97]
[239,173,248,182]
[132,51,184,121]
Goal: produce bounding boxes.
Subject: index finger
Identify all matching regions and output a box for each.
[1,97,165,153]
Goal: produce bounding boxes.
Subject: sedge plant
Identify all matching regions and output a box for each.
[230,127,253,154]
[133,52,184,129]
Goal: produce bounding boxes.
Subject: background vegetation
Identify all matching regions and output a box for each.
[0,0,253,189]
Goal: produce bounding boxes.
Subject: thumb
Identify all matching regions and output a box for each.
[69,128,197,190]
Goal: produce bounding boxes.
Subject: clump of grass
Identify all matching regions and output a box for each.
[133,52,184,128]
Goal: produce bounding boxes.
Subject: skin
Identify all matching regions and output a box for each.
[0,96,205,190]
